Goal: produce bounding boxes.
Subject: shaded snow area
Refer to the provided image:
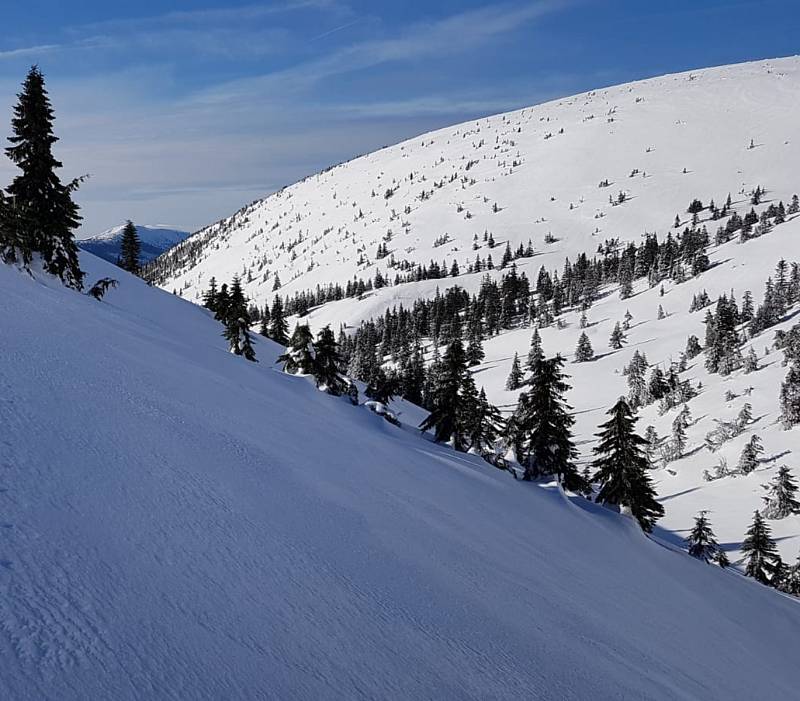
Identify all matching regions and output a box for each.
[153,55,800,568]
[1,252,799,699]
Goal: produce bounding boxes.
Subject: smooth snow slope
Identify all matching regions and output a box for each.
[1,254,799,699]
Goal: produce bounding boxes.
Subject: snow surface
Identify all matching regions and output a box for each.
[2,251,800,699]
[154,56,800,566]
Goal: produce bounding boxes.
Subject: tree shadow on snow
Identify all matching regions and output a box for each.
[658,486,702,502]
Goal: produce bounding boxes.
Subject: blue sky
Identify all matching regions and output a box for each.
[0,0,796,234]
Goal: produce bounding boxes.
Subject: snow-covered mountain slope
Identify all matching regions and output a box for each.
[79,224,190,265]
[151,56,798,302]
[2,254,800,699]
[149,56,800,566]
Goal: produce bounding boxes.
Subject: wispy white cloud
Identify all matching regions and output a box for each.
[0,1,572,234]
[193,1,565,104]
[0,43,62,60]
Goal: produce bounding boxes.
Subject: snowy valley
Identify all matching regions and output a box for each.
[1,36,800,700]
[151,57,800,567]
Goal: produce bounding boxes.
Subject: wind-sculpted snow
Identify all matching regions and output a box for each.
[0,253,799,699]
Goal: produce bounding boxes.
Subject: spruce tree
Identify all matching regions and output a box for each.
[736,402,753,430]
[312,325,345,395]
[744,347,759,373]
[783,553,800,597]
[465,319,485,366]
[761,466,800,519]
[202,277,218,311]
[268,296,289,345]
[466,387,503,454]
[512,354,584,490]
[223,276,257,362]
[685,335,702,359]
[419,337,469,449]
[118,220,141,274]
[623,309,633,330]
[685,511,728,566]
[365,366,396,405]
[670,415,687,460]
[5,66,84,289]
[737,434,763,474]
[742,510,780,585]
[574,331,594,362]
[780,364,800,429]
[526,328,543,371]
[505,352,523,390]
[213,283,230,323]
[591,397,665,532]
[277,325,315,375]
[609,322,627,349]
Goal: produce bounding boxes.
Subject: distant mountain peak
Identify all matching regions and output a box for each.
[78,224,191,265]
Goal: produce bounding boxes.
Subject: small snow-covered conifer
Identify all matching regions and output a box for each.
[742,511,780,585]
[574,332,594,362]
[761,466,800,519]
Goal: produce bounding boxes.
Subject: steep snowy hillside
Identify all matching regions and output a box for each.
[148,56,800,567]
[0,256,799,699]
[150,57,798,303]
[79,224,190,265]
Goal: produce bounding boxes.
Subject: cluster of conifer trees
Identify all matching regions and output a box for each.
[202,276,257,361]
[685,463,800,595]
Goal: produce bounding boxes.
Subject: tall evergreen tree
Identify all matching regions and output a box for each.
[512,354,584,490]
[312,325,345,395]
[4,66,84,289]
[419,337,469,449]
[737,434,763,474]
[277,324,315,375]
[505,352,524,390]
[526,328,543,371]
[591,397,665,532]
[574,331,594,362]
[118,220,141,274]
[609,321,627,349]
[213,283,230,322]
[365,366,396,405]
[223,276,257,361]
[202,276,218,311]
[466,387,503,454]
[685,511,728,566]
[269,296,289,345]
[780,364,800,429]
[742,510,780,585]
